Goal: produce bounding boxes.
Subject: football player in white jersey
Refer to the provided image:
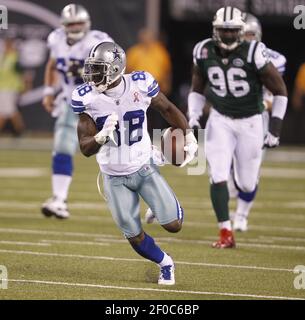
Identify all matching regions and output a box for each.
[41,4,113,219]
[230,13,287,232]
[71,42,197,285]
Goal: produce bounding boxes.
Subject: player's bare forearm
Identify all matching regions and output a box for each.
[77,113,101,157]
[190,65,207,94]
[150,92,189,133]
[44,58,57,87]
[260,63,287,97]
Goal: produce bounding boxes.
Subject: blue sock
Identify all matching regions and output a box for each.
[131,233,164,263]
[52,153,73,176]
[238,186,258,202]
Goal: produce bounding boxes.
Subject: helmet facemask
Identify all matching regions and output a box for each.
[212,6,245,51]
[83,58,124,93]
[213,27,244,51]
[243,13,262,42]
[61,4,91,44]
[63,21,91,44]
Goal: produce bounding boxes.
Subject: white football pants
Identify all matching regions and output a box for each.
[205,108,264,192]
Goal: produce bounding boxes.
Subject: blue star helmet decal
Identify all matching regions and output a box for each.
[112,47,121,61]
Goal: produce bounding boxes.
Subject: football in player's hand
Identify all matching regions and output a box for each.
[161,127,186,166]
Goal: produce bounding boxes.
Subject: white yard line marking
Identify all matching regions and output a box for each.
[285,202,305,209]
[0,249,293,273]
[0,227,119,239]
[248,224,305,233]
[259,236,305,243]
[180,221,305,233]
[0,168,48,178]
[0,240,50,247]
[0,234,302,250]
[1,227,305,249]
[7,279,304,300]
[157,237,305,251]
[0,212,112,222]
[176,220,305,233]
[1,199,305,211]
[0,201,108,210]
[40,239,109,246]
[1,210,305,223]
[260,167,305,179]
[250,213,305,221]
[5,188,305,200]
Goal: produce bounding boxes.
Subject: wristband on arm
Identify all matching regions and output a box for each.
[269,95,288,137]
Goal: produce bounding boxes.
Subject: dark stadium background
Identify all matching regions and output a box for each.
[1,0,305,143]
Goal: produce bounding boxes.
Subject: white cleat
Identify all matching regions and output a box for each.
[158,264,175,285]
[145,208,156,224]
[233,214,248,232]
[41,197,70,219]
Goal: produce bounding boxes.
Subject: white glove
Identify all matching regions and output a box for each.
[151,145,165,166]
[94,112,118,145]
[188,118,201,129]
[180,131,198,167]
[263,132,279,148]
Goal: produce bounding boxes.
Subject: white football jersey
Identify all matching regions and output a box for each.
[263,48,287,106]
[47,28,113,103]
[266,48,286,75]
[71,71,160,176]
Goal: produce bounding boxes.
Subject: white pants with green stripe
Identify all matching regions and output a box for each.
[103,163,183,238]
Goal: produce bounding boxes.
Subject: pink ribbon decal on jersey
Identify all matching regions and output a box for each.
[134,92,140,102]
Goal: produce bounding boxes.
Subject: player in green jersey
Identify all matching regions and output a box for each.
[188,6,288,248]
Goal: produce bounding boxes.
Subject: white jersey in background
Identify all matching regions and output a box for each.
[47,28,113,103]
[71,71,160,176]
[263,48,286,106]
[267,48,286,75]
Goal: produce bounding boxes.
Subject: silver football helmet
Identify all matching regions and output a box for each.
[212,6,245,51]
[83,42,126,93]
[61,4,91,43]
[243,13,262,41]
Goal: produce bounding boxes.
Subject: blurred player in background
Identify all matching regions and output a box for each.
[229,13,287,232]
[41,4,113,219]
[71,42,197,284]
[126,28,172,96]
[0,38,25,136]
[292,59,305,112]
[188,6,288,248]
[126,28,173,136]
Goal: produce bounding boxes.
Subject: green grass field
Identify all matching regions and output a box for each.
[0,140,305,300]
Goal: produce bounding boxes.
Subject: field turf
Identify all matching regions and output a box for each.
[0,139,305,300]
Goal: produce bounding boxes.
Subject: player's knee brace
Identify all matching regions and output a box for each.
[238,186,258,202]
[130,233,164,263]
[52,153,73,176]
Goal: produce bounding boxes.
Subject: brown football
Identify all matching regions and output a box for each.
[161,127,186,166]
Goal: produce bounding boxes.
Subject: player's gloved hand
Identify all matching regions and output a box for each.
[263,132,279,148]
[151,145,165,166]
[263,117,282,148]
[188,118,201,140]
[94,112,118,146]
[188,118,201,129]
[180,131,198,167]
